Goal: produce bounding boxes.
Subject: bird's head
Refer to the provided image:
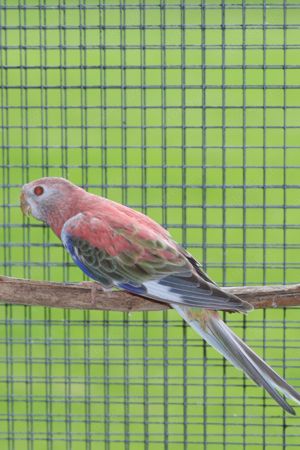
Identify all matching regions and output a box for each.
[20,177,83,235]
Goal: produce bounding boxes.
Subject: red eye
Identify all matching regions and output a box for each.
[34,186,44,196]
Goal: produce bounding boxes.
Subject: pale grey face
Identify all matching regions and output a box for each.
[21,182,54,221]
[20,177,74,222]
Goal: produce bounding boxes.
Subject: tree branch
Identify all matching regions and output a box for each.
[0,276,300,312]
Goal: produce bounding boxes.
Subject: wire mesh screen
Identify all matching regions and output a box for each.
[1,0,300,448]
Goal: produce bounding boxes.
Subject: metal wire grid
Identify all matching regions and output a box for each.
[1,1,300,449]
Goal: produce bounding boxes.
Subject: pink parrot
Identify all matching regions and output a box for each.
[20,177,300,414]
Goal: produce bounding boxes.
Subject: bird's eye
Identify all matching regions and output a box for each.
[34,186,44,196]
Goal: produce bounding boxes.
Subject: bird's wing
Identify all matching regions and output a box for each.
[61,212,251,313]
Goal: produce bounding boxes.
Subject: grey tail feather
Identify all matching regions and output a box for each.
[172,304,300,415]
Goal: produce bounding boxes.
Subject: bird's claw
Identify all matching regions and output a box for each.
[79,281,111,306]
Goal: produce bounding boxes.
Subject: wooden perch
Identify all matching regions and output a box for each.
[0,276,300,312]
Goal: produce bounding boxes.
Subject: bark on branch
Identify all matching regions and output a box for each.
[0,276,300,312]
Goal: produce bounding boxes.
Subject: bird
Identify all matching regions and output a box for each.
[20,176,300,414]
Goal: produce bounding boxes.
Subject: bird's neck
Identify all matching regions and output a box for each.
[45,191,90,238]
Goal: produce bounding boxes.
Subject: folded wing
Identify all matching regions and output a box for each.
[61,212,252,313]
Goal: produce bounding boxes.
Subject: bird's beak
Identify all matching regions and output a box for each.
[20,190,31,217]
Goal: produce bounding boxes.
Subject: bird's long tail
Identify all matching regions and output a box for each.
[172,304,300,415]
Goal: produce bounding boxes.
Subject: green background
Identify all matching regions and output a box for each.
[1,1,300,449]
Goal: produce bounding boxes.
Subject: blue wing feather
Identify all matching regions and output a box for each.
[117,282,147,295]
[63,232,101,281]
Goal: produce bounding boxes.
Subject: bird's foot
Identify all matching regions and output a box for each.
[79,281,112,306]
